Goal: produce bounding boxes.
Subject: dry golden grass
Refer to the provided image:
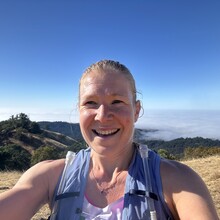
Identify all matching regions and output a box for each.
[0,155,219,219]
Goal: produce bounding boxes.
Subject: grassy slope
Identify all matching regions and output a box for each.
[0,156,219,219]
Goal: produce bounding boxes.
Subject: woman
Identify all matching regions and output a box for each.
[0,60,218,220]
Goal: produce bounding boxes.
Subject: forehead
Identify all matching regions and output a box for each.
[80,71,132,97]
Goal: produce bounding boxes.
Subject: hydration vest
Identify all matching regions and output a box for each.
[50,147,174,220]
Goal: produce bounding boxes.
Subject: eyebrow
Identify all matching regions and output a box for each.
[80,93,129,102]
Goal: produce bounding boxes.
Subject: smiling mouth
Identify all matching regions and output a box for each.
[93,129,120,137]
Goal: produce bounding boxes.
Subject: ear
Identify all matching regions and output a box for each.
[134,100,141,122]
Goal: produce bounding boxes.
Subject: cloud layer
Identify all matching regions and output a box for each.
[136,109,220,141]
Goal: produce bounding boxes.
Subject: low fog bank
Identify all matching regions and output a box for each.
[136,109,220,141]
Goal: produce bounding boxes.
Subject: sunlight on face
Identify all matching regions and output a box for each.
[78,70,140,154]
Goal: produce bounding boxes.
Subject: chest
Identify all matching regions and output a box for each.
[85,172,127,208]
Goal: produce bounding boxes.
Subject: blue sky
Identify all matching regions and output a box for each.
[0,0,220,127]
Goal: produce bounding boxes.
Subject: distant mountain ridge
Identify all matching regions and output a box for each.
[38,121,83,142]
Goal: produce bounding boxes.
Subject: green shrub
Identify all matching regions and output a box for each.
[157,149,176,160]
[31,146,63,166]
[184,146,220,159]
[0,144,31,171]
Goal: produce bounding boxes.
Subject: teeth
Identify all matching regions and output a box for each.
[96,129,118,135]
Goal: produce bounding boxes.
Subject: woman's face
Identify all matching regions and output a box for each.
[79,70,140,155]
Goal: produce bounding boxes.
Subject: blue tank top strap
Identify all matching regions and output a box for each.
[149,150,174,219]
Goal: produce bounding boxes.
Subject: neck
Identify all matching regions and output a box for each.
[90,143,135,177]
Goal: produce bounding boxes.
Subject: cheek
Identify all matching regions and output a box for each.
[79,110,94,126]
[125,118,132,126]
[79,111,94,141]
[119,109,136,125]
[125,116,135,125]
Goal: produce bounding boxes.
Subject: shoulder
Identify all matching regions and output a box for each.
[15,159,65,203]
[0,159,65,220]
[160,158,196,183]
[160,158,209,195]
[16,159,65,185]
[160,159,219,220]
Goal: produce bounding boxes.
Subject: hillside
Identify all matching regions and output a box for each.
[0,114,84,154]
[0,113,86,170]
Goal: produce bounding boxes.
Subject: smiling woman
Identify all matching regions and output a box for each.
[0,60,219,220]
[78,62,140,157]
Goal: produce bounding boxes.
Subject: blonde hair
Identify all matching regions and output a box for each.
[79,60,137,102]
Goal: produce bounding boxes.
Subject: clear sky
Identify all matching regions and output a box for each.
[0,0,220,125]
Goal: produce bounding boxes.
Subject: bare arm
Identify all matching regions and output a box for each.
[161,159,219,220]
[0,159,65,220]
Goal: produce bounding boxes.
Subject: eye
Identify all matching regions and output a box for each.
[85,101,97,105]
[112,100,123,104]
[82,100,98,108]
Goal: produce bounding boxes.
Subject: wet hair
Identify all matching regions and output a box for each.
[79,60,137,102]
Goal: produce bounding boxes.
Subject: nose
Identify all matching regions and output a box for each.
[95,104,113,122]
